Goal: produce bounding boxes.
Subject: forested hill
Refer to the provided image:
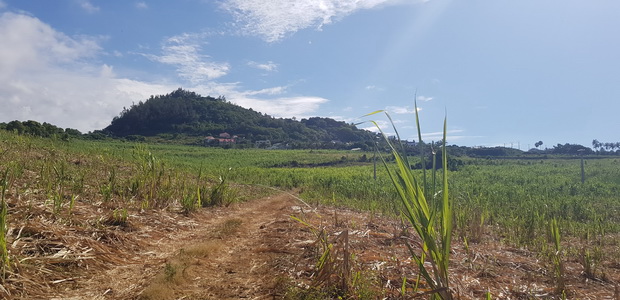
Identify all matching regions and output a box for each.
[103,88,375,148]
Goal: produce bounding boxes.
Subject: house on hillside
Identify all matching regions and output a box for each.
[204,136,217,145]
[204,133,238,146]
[219,138,235,145]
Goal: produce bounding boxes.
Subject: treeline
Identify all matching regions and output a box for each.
[0,120,82,140]
[592,140,620,154]
[2,118,618,157]
[447,143,612,157]
[103,88,375,149]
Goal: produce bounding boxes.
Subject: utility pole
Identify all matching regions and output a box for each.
[373,136,379,181]
[373,150,377,180]
[578,149,586,183]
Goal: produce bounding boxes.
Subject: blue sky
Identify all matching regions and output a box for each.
[1,0,619,148]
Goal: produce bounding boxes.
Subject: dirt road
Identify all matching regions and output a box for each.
[22,190,619,300]
[57,193,309,300]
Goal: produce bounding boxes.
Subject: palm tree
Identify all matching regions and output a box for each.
[535,141,543,149]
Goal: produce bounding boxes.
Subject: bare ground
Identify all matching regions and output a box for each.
[47,193,306,300]
[3,191,620,299]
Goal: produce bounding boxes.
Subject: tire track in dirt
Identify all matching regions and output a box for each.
[59,193,306,300]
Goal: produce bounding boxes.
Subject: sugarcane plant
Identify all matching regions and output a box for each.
[550,217,565,295]
[0,167,12,278]
[365,104,453,299]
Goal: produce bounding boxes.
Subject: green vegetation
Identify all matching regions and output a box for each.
[0,130,258,219]
[2,120,620,298]
[4,129,617,242]
[3,87,620,298]
[369,108,453,299]
[0,168,11,278]
[550,218,565,294]
[102,88,375,148]
[0,120,81,140]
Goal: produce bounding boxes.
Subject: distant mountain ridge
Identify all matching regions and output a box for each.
[103,88,375,148]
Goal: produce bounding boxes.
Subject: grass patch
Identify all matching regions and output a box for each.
[181,241,223,258]
[139,241,222,300]
[214,218,243,238]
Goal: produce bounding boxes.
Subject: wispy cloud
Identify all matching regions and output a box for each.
[135,2,148,9]
[385,105,419,114]
[416,95,433,102]
[76,0,100,13]
[145,33,230,84]
[243,86,286,96]
[193,82,327,119]
[221,0,418,42]
[365,85,385,91]
[360,120,389,134]
[420,129,464,140]
[233,96,328,118]
[0,1,6,10]
[248,60,278,72]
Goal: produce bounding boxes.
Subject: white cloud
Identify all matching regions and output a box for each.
[421,129,464,140]
[365,85,385,92]
[327,115,348,121]
[365,85,381,91]
[0,12,175,132]
[385,105,419,114]
[243,86,286,96]
[416,95,433,102]
[221,0,416,42]
[135,2,148,9]
[360,119,390,134]
[0,12,331,132]
[76,0,100,13]
[193,82,327,119]
[0,12,101,75]
[233,96,328,118]
[248,60,278,72]
[145,33,230,84]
